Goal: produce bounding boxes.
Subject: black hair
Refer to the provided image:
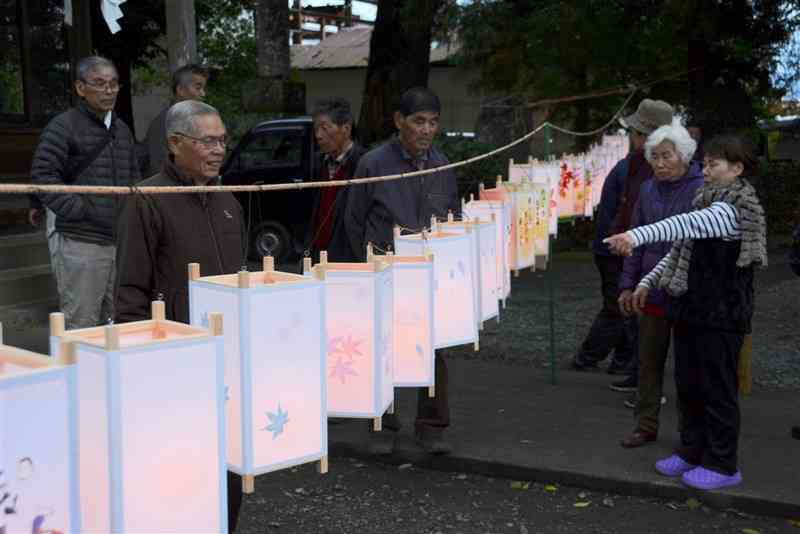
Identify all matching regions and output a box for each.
[171,64,209,96]
[311,97,353,127]
[398,86,441,117]
[703,134,757,175]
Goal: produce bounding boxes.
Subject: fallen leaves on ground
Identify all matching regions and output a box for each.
[543,484,558,493]
[510,481,531,490]
[573,501,591,508]
[686,498,702,510]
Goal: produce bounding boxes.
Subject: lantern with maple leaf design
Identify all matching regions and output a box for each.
[311,253,394,431]
[47,304,227,532]
[395,220,479,351]
[465,195,512,305]
[187,259,328,493]
[1,332,80,534]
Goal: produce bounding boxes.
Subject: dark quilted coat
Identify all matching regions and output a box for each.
[31,100,140,243]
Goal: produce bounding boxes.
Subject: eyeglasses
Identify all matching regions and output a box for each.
[174,132,228,150]
[81,79,122,92]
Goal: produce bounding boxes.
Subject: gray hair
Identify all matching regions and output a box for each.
[165,100,221,137]
[75,56,117,82]
[644,120,697,165]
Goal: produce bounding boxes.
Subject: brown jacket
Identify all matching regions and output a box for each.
[115,159,245,323]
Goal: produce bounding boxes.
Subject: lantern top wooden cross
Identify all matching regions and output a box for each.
[188,258,311,288]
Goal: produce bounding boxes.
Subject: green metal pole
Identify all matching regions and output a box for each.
[544,123,557,385]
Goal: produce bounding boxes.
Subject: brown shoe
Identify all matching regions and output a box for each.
[620,429,657,448]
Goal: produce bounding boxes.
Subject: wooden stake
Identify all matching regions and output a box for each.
[317,456,329,474]
[188,263,200,281]
[319,251,328,264]
[151,300,166,321]
[303,257,312,275]
[365,243,373,261]
[237,271,250,289]
[387,402,394,415]
[447,210,454,223]
[514,270,520,278]
[263,256,275,272]
[49,312,65,338]
[430,215,437,232]
[372,417,382,432]
[242,475,255,494]
[394,225,401,238]
[58,338,77,366]
[473,339,480,352]
[428,385,435,398]
[208,312,223,336]
[104,325,120,351]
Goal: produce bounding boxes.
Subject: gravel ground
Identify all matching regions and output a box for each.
[446,250,800,392]
[237,458,799,533]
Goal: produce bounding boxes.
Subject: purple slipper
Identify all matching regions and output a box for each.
[681,466,742,490]
[655,454,698,477]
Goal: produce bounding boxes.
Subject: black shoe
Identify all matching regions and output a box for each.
[382,412,402,432]
[415,426,453,455]
[792,426,800,440]
[570,357,599,371]
[607,363,631,376]
[609,375,638,392]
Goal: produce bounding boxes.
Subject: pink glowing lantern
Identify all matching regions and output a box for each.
[378,247,436,396]
[48,304,227,533]
[188,258,328,492]
[310,254,394,431]
[465,195,511,305]
[394,222,479,351]
[0,335,80,534]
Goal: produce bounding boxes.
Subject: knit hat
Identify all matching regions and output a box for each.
[620,99,674,135]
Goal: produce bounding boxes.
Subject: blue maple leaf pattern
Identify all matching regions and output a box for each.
[330,357,358,384]
[457,260,466,276]
[415,343,425,360]
[449,269,455,280]
[262,403,289,439]
[224,386,230,402]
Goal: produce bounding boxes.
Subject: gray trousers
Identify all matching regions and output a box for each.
[51,232,117,329]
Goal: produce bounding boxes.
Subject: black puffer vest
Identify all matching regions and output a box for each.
[668,238,755,333]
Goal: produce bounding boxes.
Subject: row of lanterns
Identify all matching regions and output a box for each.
[0,134,628,533]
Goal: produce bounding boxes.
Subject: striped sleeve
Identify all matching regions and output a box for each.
[627,202,741,247]
[638,251,674,290]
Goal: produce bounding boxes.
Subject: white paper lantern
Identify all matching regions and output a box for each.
[188,258,328,491]
[310,255,394,431]
[395,224,479,351]
[464,196,512,305]
[49,305,227,533]
[0,340,80,534]
[378,248,436,396]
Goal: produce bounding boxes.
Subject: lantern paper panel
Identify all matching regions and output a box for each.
[0,348,80,534]
[438,221,482,327]
[395,232,479,350]
[316,262,394,419]
[510,186,537,271]
[51,318,227,533]
[557,159,577,219]
[571,156,586,217]
[379,255,435,389]
[545,162,560,236]
[189,268,327,477]
[464,199,511,302]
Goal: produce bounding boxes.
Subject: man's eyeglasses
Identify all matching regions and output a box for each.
[81,79,122,92]
[174,132,228,150]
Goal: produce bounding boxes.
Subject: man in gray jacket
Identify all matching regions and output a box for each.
[31,56,139,329]
[345,87,459,454]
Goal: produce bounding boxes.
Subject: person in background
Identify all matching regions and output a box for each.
[606,134,767,490]
[304,97,366,262]
[115,100,244,531]
[143,63,208,177]
[345,87,459,455]
[30,55,139,329]
[572,99,674,385]
[617,120,704,448]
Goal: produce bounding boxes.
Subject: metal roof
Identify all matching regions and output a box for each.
[291,25,459,70]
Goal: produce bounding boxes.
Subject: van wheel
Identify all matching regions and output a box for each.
[250,221,291,262]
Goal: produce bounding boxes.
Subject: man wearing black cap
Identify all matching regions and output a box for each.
[345,86,459,454]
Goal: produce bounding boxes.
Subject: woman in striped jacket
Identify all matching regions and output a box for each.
[605,134,767,491]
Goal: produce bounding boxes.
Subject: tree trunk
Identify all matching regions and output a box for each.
[255,0,290,79]
[358,0,443,145]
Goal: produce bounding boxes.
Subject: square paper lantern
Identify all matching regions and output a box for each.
[48,304,227,533]
[395,224,479,351]
[189,258,328,491]
[441,215,500,326]
[0,340,80,534]
[465,195,511,306]
[378,247,436,396]
[311,255,394,431]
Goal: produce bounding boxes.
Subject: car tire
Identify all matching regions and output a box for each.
[250,221,291,262]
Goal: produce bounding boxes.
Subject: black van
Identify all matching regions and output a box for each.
[221,117,317,262]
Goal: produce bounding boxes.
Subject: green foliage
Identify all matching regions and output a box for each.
[749,160,800,236]
[436,135,506,199]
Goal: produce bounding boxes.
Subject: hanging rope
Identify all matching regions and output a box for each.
[0,88,638,196]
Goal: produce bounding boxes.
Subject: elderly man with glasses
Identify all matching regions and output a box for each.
[114,99,245,532]
[30,55,140,329]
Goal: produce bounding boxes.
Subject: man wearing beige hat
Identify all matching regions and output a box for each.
[572,99,673,384]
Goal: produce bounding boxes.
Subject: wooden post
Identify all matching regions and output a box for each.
[473,339,479,352]
[188,263,200,281]
[365,243,373,261]
[105,325,120,351]
[242,475,255,494]
[479,183,485,193]
[303,257,312,275]
[151,300,166,321]
[447,210,454,223]
[58,338,77,366]
[319,251,328,264]
[317,456,328,474]
[428,385,435,398]
[49,312,65,338]
[208,312,224,336]
[372,417,382,432]
[394,225,401,238]
[496,174,502,187]
[238,271,250,289]
[263,256,275,272]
